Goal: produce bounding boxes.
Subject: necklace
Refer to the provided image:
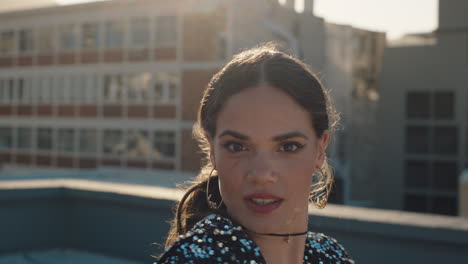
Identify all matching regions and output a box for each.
[246,229,308,243]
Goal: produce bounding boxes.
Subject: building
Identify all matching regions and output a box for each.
[0,0,230,172]
[0,0,56,13]
[461,169,468,217]
[324,23,385,205]
[376,0,468,215]
[0,0,385,207]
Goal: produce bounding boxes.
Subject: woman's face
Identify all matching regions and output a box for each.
[210,84,329,234]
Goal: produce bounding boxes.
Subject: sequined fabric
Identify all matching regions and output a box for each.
[156,213,354,264]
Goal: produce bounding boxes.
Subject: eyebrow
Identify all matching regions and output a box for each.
[272,131,309,141]
[218,130,308,141]
[219,130,249,140]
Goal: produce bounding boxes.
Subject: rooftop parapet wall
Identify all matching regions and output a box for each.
[1,178,467,263]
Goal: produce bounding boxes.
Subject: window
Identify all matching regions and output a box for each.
[1,79,15,103]
[433,126,457,155]
[30,77,40,103]
[19,29,34,54]
[0,31,15,55]
[153,131,175,159]
[79,128,97,153]
[22,78,32,104]
[0,80,4,103]
[39,77,52,104]
[434,91,454,120]
[71,75,86,103]
[0,79,8,103]
[404,160,429,188]
[8,79,14,102]
[432,196,457,216]
[59,24,76,51]
[53,76,66,103]
[130,17,149,46]
[155,15,176,45]
[168,73,178,102]
[57,128,75,153]
[102,129,124,155]
[82,23,100,49]
[103,74,124,103]
[37,128,53,151]
[49,76,59,103]
[153,72,177,103]
[153,73,164,102]
[432,161,458,191]
[37,27,54,53]
[83,75,99,104]
[16,127,32,150]
[0,127,12,149]
[105,21,124,49]
[404,193,428,213]
[128,73,151,103]
[16,78,24,103]
[405,126,429,154]
[127,130,150,158]
[406,92,430,119]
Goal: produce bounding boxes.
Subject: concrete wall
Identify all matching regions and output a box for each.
[0,180,178,263]
[1,179,468,263]
[439,0,468,30]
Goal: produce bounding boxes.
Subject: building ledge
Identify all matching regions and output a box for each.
[0,248,140,264]
[2,176,467,246]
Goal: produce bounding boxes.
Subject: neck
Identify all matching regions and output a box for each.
[247,231,307,264]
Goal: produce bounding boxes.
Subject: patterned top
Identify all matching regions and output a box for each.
[156,213,354,264]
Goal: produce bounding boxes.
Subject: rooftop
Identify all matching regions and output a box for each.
[1,169,468,263]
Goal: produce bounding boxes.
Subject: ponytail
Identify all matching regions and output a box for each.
[164,173,226,248]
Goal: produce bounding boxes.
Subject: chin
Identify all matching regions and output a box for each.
[232,210,288,234]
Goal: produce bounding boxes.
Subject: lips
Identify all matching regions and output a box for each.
[245,193,284,214]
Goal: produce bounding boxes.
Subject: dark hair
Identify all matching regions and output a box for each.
[163,43,338,248]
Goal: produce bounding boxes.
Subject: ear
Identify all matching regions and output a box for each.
[315,130,330,169]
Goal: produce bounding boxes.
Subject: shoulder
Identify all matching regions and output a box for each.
[305,232,355,264]
[156,214,263,264]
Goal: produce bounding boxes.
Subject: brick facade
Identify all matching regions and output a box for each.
[181,70,216,121]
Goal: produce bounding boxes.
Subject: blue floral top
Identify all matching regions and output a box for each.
[156,213,354,264]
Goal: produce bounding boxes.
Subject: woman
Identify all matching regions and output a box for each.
[155,44,354,264]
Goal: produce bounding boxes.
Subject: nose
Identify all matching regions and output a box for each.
[246,151,277,185]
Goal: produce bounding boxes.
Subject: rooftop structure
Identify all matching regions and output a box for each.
[376,0,468,216]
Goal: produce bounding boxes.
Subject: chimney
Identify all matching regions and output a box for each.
[285,0,295,9]
[304,0,313,14]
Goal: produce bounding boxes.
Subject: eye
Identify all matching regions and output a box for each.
[279,142,304,153]
[223,141,247,153]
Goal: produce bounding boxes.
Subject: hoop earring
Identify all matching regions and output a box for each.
[309,167,329,209]
[206,168,224,210]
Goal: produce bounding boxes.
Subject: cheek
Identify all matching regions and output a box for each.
[284,159,315,192]
[216,154,245,201]
[278,152,317,198]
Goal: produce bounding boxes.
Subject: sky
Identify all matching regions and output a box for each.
[54,0,439,40]
[311,0,438,39]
